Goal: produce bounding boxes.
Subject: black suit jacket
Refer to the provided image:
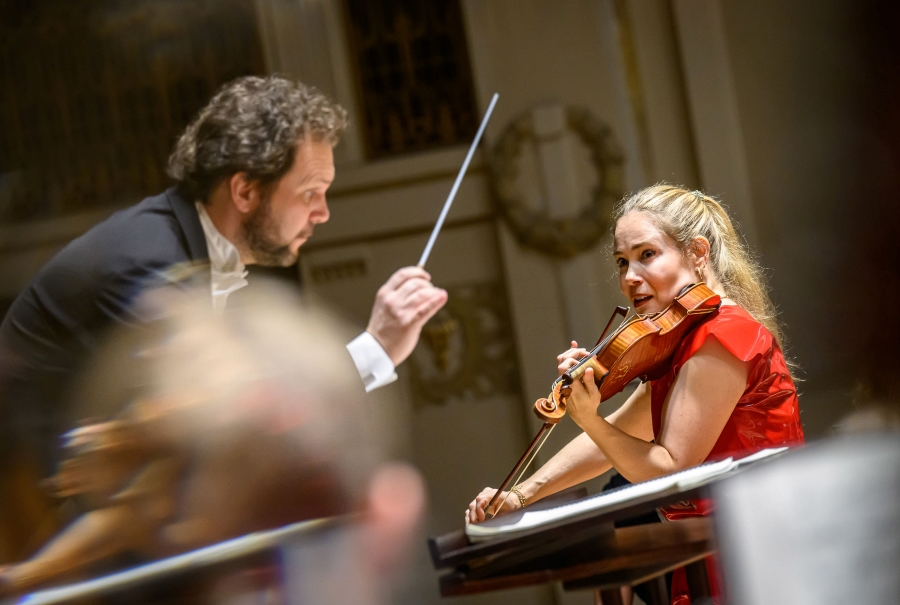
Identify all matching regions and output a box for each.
[0,188,209,471]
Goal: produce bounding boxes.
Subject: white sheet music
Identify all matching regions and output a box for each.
[465,448,787,543]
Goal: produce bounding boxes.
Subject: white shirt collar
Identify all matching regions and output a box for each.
[195,201,249,312]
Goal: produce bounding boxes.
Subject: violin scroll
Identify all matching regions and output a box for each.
[534,395,566,424]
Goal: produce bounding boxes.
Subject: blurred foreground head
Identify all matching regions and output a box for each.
[2,281,424,601]
[74,282,378,545]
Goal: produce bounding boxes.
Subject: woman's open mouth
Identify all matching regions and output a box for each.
[633,295,652,309]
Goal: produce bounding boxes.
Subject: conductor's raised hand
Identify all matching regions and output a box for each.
[557,341,589,376]
[465,487,521,525]
[367,267,448,366]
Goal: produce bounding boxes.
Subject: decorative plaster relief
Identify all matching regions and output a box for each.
[491,106,625,259]
[409,281,520,405]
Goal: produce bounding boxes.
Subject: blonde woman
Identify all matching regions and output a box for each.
[466,185,805,605]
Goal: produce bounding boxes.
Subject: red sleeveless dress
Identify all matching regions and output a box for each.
[649,304,805,604]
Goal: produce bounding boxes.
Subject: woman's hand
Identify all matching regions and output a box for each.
[557,341,589,376]
[565,367,603,429]
[465,487,522,525]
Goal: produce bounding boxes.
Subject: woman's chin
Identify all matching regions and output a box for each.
[638,301,669,315]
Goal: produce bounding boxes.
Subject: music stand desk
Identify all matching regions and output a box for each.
[430,485,717,604]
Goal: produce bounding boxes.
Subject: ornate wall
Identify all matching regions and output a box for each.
[2,1,894,602]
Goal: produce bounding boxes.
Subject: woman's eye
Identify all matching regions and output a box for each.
[615,258,627,268]
[641,249,655,260]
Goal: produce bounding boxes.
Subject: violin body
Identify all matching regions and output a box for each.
[534,283,721,423]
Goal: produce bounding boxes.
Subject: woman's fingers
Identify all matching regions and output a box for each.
[466,488,498,524]
[583,367,600,398]
[465,487,524,524]
[566,367,604,429]
[558,356,587,375]
[556,348,589,363]
[476,490,495,521]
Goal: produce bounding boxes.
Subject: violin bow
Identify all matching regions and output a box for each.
[485,305,629,519]
[417,93,499,268]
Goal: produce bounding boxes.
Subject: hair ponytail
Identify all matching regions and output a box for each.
[613,184,785,350]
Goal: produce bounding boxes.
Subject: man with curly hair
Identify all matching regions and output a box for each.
[0,76,447,481]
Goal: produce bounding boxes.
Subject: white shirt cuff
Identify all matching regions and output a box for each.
[346,332,398,392]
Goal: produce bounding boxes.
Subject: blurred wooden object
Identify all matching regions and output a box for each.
[0,390,348,597]
[0,446,63,565]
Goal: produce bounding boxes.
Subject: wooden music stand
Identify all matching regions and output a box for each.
[427,458,775,605]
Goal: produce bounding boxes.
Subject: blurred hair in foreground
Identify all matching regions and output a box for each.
[0,280,425,603]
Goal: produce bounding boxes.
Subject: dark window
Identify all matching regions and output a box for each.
[343,0,478,158]
[0,0,266,223]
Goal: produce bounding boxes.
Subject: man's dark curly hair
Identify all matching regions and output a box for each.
[167,76,348,201]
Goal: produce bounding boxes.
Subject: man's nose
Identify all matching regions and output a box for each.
[313,198,330,224]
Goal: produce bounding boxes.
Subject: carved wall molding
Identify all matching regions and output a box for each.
[491,106,625,259]
[408,281,519,405]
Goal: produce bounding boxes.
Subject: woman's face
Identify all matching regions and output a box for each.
[613,212,699,315]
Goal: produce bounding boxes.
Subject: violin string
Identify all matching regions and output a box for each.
[493,423,556,517]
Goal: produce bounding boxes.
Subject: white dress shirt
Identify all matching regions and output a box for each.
[194,202,396,391]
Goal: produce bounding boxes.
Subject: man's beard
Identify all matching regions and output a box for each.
[243,199,303,267]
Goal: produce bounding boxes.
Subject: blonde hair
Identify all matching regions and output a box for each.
[613,184,785,349]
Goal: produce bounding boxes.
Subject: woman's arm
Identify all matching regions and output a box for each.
[567,336,749,484]
[466,381,652,523]
[522,381,653,502]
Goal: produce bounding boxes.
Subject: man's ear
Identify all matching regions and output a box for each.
[229,173,260,215]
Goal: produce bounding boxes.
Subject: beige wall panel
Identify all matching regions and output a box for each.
[255,0,366,165]
[460,0,651,429]
[300,221,553,605]
[624,0,700,186]
[671,0,758,243]
[313,172,491,246]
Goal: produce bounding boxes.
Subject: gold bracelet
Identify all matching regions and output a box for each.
[510,484,527,508]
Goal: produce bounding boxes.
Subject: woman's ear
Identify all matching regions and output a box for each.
[690,236,711,269]
[229,173,260,215]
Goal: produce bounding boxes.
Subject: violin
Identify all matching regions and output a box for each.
[486,283,721,517]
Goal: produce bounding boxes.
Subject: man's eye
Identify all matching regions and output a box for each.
[304,190,315,201]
